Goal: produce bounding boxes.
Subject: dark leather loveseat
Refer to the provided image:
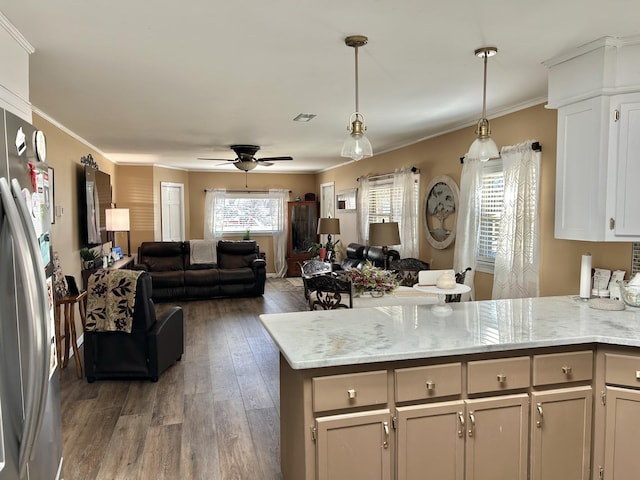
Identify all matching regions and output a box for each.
[135,240,266,301]
[339,242,400,270]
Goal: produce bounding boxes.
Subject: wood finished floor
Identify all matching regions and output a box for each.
[60,278,306,480]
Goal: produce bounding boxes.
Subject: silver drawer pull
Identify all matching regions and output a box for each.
[562,366,572,375]
[497,374,507,383]
[347,388,357,399]
[426,381,435,391]
[636,371,640,381]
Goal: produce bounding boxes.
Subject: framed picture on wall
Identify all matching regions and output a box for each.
[320,182,335,218]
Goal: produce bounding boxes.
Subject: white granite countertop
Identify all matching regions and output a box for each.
[259,296,640,369]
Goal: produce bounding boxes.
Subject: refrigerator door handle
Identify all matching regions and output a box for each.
[0,178,49,478]
[10,178,51,477]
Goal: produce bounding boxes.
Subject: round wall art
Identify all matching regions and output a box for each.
[424,175,460,249]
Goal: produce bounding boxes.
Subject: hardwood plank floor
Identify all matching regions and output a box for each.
[60,278,306,480]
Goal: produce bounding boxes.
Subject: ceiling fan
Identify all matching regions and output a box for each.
[198,144,293,171]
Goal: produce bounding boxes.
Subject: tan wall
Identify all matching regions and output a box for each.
[317,104,632,299]
[33,114,116,285]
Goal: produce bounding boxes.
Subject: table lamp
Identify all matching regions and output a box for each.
[317,218,340,263]
[105,208,131,256]
[369,220,400,270]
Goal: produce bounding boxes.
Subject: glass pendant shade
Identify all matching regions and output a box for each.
[466,46,499,162]
[342,35,372,161]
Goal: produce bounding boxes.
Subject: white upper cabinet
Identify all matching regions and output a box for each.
[546,36,640,241]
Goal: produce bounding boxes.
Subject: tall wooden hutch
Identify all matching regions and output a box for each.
[287,201,318,277]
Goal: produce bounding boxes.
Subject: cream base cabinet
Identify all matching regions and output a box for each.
[603,387,640,479]
[396,401,465,480]
[395,394,529,480]
[530,387,593,480]
[315,409,391,480]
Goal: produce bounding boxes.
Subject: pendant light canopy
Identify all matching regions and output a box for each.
[341,35,373,161]
[466,46,500,162]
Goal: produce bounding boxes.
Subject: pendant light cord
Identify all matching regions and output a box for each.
[482,53,488,120]
[354,45,360,113]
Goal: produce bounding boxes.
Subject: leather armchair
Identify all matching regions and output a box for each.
[84,272,184,382]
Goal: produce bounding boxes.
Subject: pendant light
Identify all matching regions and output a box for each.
[466,46,500,162]
[341,35,373,161]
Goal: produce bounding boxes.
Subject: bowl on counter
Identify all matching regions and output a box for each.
[619,281,640,307]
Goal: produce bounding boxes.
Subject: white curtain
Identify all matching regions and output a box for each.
[492,140,541,299]
[356,176,370,244]
[453,159,483,300]
[392,168,419,258]
[203,188,226,259]
[269,189,289,277]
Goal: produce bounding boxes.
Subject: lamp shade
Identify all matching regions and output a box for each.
[369,221,400,246]
[317,217,341,235]
[465,135,500,162]
[341,132,373,161]
[105,208,130,232]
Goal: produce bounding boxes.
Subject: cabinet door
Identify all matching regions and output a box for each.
[604,387,640,480]
[396,401,465,480]
[555,97,609,241]
[316,409,391,480]
[465,394,529,480]
[614,99,640,236]
[531,387,592,480]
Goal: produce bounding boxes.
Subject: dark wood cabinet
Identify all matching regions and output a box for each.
[287,201,318,277]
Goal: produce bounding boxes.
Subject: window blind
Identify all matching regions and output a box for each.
[477,163,504,271]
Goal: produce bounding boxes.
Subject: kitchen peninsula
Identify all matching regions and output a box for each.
[260,296,640,480]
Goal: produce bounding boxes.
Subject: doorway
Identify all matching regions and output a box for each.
[160,182,185,241]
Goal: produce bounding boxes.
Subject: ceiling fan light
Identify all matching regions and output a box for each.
[234,160,258,171]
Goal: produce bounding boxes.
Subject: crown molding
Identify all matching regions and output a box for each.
[0,12,35,54]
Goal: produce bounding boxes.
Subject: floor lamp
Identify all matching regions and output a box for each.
[105,208,131,256]
[369,221,400,270]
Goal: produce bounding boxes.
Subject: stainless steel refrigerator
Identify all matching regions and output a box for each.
[0,107,63,479]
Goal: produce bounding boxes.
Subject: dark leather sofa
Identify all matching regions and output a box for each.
[135,240,266,301]
[339,242,400,270]
[84,271,184,382]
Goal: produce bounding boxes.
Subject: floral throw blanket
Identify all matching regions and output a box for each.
[86,269,143,333]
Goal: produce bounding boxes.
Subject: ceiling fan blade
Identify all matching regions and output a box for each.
[258,156,293,161]
[196,157,235,162]
[258,161,274,167]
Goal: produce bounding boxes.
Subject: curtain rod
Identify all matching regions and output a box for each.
[460,141,542,164]
[358,166,419,182]
[203,188,292,193]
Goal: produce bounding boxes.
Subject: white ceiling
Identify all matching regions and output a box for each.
[1,1,639,173]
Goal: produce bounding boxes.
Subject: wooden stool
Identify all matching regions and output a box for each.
[54,290,87,379]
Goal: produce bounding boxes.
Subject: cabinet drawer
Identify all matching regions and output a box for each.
[605,353,640,388]
[313,370,388,413]
[533,351,593,386]
[395,363,462,402]
[467,357,530,394]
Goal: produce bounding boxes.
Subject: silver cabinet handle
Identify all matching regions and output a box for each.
[457,412,465,438]
[536,403,544,428]
[497,374,507,383]
[347,388,357,399]
[562,366,572,375]
[383,421,389,449]
[635,371,640,380]
[426,381,435,391]
[468,412,476,437]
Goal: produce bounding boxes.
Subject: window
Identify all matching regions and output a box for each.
[367,176,419,225]
[476,161,504,273]
[214,192,283,234]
